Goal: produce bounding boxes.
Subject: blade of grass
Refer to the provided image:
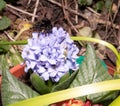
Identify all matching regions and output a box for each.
[0,40,27,45]
[109,96,120,106]
[9,79,120,106]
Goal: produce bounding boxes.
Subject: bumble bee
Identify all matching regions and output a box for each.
[33,18,52,34]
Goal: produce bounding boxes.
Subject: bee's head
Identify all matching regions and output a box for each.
[33,18,52,34]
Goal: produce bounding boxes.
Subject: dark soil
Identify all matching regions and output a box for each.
[1,0,119,64]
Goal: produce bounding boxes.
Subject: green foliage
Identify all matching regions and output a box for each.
[30,73,50,94]
[51,70,78,92]
[78,0,112,12]
[9,51,23,66]
[105,0,112,11]
[0,45,10,75]
[30,69,78,94]
[0,44,10,54]
[78,0,93,5]
[0,16,11,30]
[0,0,6,10]
[9,47,24,66]
[1,44,119,106]
[1,55,39,106]
[94,0,112,12]
[0,0,11,30]
[70,45,118,103]
[7,44,120,106]
[0,44,23,67]
[58,72,70,83]
[94,1,104,11]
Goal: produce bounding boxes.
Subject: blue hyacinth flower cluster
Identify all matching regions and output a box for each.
[22,27,79,82]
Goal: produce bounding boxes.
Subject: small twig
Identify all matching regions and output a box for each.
[62,0,78,33]
[87,7,101,16]
[28,0,32,5]
[6,6,23,18]
[48,0,61,7]
[31,0,39,22]
[113,1,120,22]
[95,19,119,29]
[4,31,15,41]
[48,0,119,30]
[74,0,78,24]
[47,0,89,21]
[6,4,38,18]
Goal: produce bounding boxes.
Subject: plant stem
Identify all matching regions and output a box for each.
[0,40,28,45]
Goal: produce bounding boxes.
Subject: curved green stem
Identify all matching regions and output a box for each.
[0,40,27,45]
[71,36,120,72]
[71,37,119,61]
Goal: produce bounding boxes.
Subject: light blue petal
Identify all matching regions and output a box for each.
[45,62,50,68]
[58,54,65,59]
[32,32,39,38]
[66,60,72,67]
[56,66,65,72]
[40,39,46,46]
[63,64,70,72]
[48,59,56,65]
[27,52,36,60]
[38,66,46,73]
[48,67,54,73]
[66,37,73,44]
[24,67,28,73]
[28,39,32,46]
[29,61,36,69]
[52,27,57,34]
[57,72,64,77]
[41,72,49,81]
[50,71,57,77]
[39,55,48,61]
[52,76,60,82]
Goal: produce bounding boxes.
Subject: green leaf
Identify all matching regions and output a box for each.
[0,0,6,11]
[9,47,23,65]
[0,55,6,75]
[70,45,117,103]
[9,52,23,65]
[1,56,39,106]
[94,1,104,11]
[78,0,87,5]
[30,73,50,94]
[0,16,11,30]
[78,0,93,5]
[86,0,93,5]
[0,44,10,54]
[52,70,78,92]
[58,72,70,83]
[105,0,112,10]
